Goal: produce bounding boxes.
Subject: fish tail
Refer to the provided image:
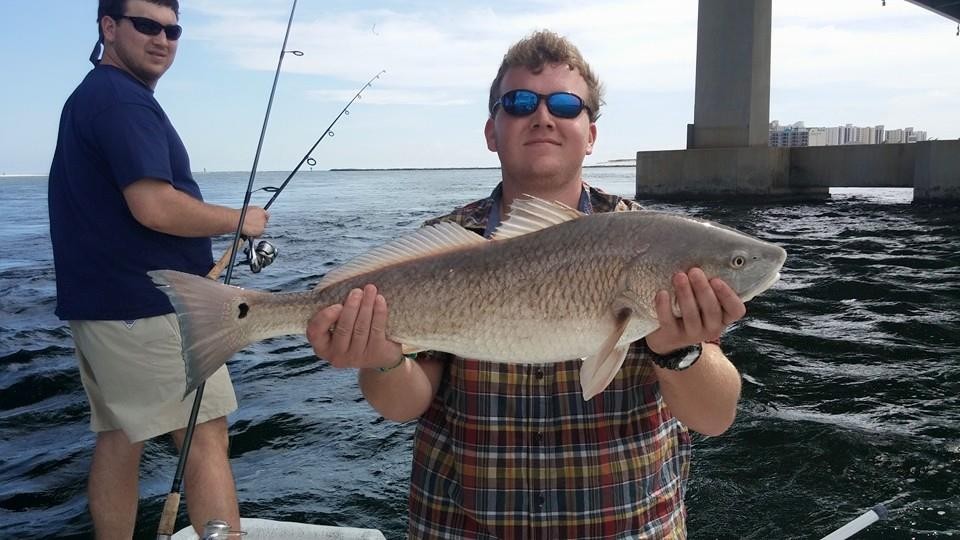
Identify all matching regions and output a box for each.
[149,269,266,398]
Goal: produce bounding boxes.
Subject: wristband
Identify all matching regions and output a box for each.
[377,353,415,373]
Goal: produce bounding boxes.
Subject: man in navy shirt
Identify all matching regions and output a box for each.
[48,1,268,536]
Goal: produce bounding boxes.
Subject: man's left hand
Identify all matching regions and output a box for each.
[644,267,746,356]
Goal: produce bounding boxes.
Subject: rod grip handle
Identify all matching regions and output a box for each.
[156,491,182,538]
[207,237,245,280]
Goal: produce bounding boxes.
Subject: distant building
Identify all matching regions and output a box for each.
[769,121,809,147]
[908,128,928,143]
[769,128,809,147]
[770,121,921,147]
[885,127,927,144]
[808,127,828,146]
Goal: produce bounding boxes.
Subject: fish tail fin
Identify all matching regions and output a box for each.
[149,270,264,398]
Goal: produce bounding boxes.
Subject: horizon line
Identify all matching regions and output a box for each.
[1,163,639,178]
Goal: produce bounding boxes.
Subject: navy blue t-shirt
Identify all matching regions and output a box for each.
[48,65,214,320]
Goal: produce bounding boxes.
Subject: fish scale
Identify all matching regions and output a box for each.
[151,197,786,400]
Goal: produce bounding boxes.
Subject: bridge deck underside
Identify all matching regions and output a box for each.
[906,0,960,23]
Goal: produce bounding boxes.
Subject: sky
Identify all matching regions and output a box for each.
[1,0,958,175]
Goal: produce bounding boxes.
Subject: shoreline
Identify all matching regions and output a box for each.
[327,163,636,172]
[2,164,638,178]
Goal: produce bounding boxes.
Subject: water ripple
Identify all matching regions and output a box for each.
[1,174,957,539]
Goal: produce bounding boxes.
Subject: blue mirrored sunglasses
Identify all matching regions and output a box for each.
[494,89,591,119]
[114,15,182,40]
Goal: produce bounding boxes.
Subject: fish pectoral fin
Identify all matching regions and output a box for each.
[580,345,630,401]
[580,309,632,400]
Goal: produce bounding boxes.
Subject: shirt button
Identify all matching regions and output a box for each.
[535,368,544,380]
[536,431,544,442]
[537,495,545,510]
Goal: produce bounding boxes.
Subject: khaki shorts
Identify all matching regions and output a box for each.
[70,313,238,443]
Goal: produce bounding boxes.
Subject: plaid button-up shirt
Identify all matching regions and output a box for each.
[408,183,690,539]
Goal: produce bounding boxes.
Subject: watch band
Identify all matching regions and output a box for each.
[650,342,703,371]
[377,353,417,373]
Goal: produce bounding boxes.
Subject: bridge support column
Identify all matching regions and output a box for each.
[636,0,826,201]
[635,1,960,203]
[914,141,960,203]
[689,0,771,148]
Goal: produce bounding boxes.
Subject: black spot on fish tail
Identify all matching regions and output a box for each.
[238,303,249,319]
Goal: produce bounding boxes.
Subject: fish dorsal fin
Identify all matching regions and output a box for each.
[491,195,584,241]
[314,222,486,290]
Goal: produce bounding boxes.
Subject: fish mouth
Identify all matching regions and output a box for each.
[740,271,781,303]
[740,245,787,303]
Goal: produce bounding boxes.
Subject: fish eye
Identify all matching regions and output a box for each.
[731,255,746,268]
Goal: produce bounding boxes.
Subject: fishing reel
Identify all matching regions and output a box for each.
[243,238,278,273]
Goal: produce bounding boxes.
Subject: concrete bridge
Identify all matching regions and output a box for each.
[906,0,960,24]
[635,0,960,204]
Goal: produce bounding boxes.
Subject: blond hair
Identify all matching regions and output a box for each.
[488,30,603,122]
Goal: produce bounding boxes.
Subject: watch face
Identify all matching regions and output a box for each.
[677,345,702,370]
[677,352,697,369]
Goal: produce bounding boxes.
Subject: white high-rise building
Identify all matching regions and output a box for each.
[769,121,925,147]
[808,127,828,146]
[904,127,927,143]
[841,124,859,145]
[825,127,841,145]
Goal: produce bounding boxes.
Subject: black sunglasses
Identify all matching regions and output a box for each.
[114,15,182,41]
[493,89,591,120]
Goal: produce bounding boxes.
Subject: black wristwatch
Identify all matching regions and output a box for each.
[650,342,702,371]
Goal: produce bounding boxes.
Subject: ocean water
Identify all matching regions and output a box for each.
[0,167,957,539]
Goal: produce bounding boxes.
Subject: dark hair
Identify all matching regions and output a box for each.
[488,30,603,123]
[91,0,180,65]
[97,0,180,21]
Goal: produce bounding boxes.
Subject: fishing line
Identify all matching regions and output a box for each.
[156,1,300,538]
[238,69,386,273]
[210,68,386,276]
[257,69,386,212]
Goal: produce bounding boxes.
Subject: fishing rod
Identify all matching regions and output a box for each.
[260,69,386,211]
[819,503,890,540]
[206,67,386,278]
[156,1,300,538]
[157,8,386,540]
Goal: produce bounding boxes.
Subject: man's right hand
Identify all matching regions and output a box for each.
[240,207,269,237]
[306,284,403,370]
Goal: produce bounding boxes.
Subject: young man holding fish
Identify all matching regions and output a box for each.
[303,30,758,538]
[48,1,267,537]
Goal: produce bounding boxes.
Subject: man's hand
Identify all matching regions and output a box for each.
[644,267,746,355]
[240,207,269,237]
[306,284,403,370]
